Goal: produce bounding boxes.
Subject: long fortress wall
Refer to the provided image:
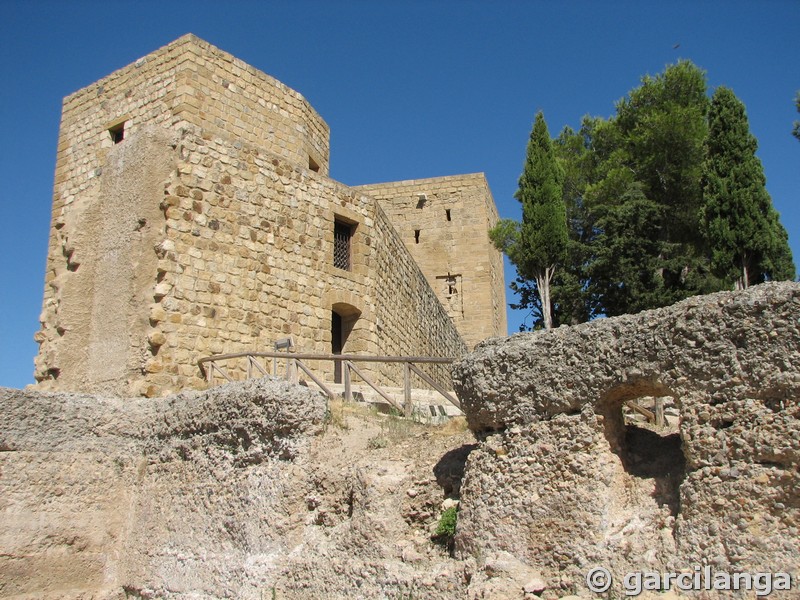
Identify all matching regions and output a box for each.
[356,175,507,350]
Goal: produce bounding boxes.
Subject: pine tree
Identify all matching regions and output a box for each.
[614,60,709,248]
[490,111,567,329]
[580,61,719,316]
[701,86,795,288]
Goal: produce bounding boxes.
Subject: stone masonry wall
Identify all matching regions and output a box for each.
[35,34,332,393]
[357,174,507,350]
[145,127,466,395]
[33,34,479,397]
[35,39,189,391]
[169,35,330,174]
[36,120,466,396]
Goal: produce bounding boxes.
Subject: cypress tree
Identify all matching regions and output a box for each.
[490,111,567,329]
[701,86,795,288]
[550,122,598,325]
[614,60,709,249]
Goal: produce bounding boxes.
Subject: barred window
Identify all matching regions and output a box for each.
[334,219,353,271]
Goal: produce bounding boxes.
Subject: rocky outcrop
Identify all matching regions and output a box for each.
[1,379,480,599]
[0,378,327,599]
[3,283,799,599]
[453,282,800,597]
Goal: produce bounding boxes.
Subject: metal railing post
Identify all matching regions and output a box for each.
[403,362,412,417]
[343,360,353,403]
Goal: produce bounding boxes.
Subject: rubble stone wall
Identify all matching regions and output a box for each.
[0,380,326,599]
[7,284,800,598]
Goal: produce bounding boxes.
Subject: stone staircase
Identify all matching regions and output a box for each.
[313,381,463,425]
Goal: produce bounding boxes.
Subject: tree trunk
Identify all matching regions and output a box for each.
[736,252,750,290]
[742,261,749,290]
[536,266,555,330]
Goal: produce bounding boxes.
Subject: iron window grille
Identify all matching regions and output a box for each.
[334,220,352,270]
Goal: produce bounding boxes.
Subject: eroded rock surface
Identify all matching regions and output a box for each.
[3,283,800,599]
[1,378,327,599]
[453,282,800,597]
[1,380,477,599]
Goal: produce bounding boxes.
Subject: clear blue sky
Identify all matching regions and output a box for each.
[1,1,798,389]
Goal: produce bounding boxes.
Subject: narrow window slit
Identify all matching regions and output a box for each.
[109,122,125,144]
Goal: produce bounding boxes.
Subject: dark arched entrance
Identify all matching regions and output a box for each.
[331,303,361,383]
[598,380,685,516]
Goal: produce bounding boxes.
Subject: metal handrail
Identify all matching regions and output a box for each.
[198,351,456,366]
[197,351,459,417]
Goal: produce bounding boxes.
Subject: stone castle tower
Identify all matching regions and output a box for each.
[33,34,506,397]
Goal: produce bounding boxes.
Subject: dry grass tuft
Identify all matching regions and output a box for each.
[434,415,469,435]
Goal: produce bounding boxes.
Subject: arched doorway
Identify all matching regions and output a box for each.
[331,303,361,383]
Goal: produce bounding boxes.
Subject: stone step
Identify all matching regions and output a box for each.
[314,382,463,425]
